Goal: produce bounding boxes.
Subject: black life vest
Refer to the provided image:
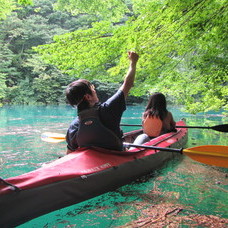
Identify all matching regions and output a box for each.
[76,107,123,151]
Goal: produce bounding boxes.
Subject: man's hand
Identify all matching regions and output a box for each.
[128,51,139,63]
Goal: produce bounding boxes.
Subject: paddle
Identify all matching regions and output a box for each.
[41,132,228,168]
[124,143,228,168]
[120,123,228,133]
[41,132,66,143]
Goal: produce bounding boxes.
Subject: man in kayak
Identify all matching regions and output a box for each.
[65,51,139,153]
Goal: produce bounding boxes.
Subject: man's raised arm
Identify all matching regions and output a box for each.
[120,51,139,98]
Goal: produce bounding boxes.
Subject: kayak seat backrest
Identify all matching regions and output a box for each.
[77,108,123,151]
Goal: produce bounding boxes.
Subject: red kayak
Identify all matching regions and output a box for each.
[0,119,187,227]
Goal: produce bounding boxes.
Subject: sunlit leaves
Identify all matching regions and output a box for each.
[18,0,32,4]
[54,0,129,22]
[0,0,32,20]
[0,0,16,19]
[35,0,228,113]
[36,21,128,81]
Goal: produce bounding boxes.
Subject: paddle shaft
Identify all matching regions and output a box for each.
[121,124,211,129]
[120,123,228,132]
[179,126,210,129]
[124,143,183,153]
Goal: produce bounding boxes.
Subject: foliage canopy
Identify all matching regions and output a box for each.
[0,0,99,105]
[36,0,228,113]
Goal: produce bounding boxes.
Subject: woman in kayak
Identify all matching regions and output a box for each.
[65,51,139,153]
[132,92,176,146]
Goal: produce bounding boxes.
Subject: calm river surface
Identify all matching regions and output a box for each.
[0,105,227,227]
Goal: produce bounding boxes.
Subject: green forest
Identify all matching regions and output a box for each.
[0,0,227,114]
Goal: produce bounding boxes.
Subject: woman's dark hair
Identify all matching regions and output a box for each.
[66,79,93,109]
[143,92,168,120]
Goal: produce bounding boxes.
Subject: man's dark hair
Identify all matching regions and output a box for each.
[66,79,93,107]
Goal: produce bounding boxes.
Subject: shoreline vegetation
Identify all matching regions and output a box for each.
[0,0,227,114]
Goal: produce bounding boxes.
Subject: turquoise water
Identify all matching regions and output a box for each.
[0,105,227,227]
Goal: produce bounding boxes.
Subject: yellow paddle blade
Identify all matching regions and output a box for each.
[183,145,228,168]
[41,132,66,143]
